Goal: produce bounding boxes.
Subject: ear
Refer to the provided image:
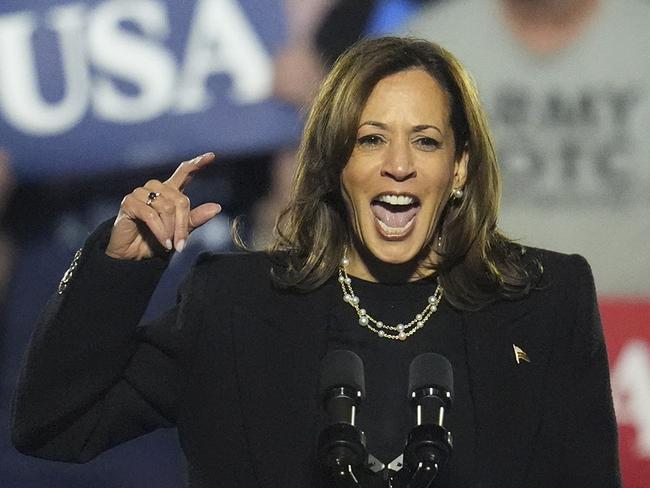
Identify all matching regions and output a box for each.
[453,148,469,189]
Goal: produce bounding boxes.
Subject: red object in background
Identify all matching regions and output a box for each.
[600,299,650,488]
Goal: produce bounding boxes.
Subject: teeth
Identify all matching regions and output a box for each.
[377,194,415,206]
[376,217,415,235]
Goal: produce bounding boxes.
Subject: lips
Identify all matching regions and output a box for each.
[370,194,421,237]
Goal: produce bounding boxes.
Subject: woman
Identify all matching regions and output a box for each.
[12,37,620,487]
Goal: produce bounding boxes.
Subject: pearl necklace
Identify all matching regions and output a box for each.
[337,256,444,341]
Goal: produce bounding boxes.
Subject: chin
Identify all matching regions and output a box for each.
[363,229,432,266]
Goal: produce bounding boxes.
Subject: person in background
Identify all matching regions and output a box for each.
[405,0,650,297]
[250,0,335,246]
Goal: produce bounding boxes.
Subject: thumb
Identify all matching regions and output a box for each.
[188,203,222,232]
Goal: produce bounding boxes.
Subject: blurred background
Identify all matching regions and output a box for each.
[0,0,648,486]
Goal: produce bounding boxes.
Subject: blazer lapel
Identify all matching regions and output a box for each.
[230,282,335,488]
[463,298,554,487]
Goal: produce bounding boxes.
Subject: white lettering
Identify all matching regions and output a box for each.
[175,0,272,112]
[89,0,176,123]
[0,0,274,135]
[0,5,89,135]
[612,340,650,458]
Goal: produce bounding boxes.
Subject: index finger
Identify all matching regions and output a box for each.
[165,152,215,191]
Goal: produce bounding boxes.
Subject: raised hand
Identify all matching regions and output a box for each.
[106,153,222,260]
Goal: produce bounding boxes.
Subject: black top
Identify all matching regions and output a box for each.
[328,276,474,486]
[11,221,621,487]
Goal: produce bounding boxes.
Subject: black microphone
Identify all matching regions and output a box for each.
[317,350,367,486]
[399,353,454,488]
[409,353,453,430]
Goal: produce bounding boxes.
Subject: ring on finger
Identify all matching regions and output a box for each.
[146,191,161,206]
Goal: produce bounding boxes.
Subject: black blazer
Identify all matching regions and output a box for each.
[12,222,621,487]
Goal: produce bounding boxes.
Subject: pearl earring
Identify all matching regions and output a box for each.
[451,188,464,199]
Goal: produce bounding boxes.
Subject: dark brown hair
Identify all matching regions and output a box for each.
[269,36,539,310]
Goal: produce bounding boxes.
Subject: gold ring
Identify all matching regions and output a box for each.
[146,191,160,206]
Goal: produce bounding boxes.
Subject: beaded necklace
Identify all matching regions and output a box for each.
[338,256,444,341]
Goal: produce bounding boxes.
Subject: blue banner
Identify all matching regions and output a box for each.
[0,0,301,182]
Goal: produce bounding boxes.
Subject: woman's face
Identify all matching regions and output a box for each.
[341,68,467,281]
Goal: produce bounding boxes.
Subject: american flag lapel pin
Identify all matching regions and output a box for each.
[513,344,530,364]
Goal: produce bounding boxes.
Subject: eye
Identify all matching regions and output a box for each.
[357,134,386,148]
[414,137,442,150]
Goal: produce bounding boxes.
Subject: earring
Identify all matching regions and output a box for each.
[341,245,350,267]
[451,187,464,199]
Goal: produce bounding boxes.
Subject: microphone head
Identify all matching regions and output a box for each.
[320,350,365,396]
[408,353,453,397]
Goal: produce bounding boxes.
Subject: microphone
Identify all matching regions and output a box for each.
[317,350,367,486]
[409,353,453,430]
[398,353,454,488]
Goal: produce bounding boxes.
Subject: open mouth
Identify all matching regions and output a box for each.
[370,194,421,238]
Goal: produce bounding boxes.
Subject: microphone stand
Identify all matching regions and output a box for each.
[398,423,451,488]
[329,460,362,488]
[387,385,453,488]
[318,420,366,488]
[317,419,387,488]
[319,420,450,488]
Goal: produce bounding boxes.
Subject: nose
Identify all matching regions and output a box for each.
[380,139,416,181]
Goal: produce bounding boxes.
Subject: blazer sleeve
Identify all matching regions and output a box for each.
[11,220,202,463]
[559,255,621,486]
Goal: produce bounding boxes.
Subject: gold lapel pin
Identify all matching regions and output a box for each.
[513,344,530,364]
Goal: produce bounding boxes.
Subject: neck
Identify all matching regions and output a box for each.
[345,239,437,284]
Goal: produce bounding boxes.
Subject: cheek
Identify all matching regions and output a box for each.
[340,165,363,208]
[420,169,455,227]
[428,162,456,192]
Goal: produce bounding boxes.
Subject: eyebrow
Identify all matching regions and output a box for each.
[413,124,443,135]
[359,120,388,129]
[359,121,443,135]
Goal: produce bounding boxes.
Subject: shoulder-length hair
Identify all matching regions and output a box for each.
[269,36,539,310]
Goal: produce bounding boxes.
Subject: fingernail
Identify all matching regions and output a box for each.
[176,239,185,253]
[165,239,173,250]
[195,152,213,162]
